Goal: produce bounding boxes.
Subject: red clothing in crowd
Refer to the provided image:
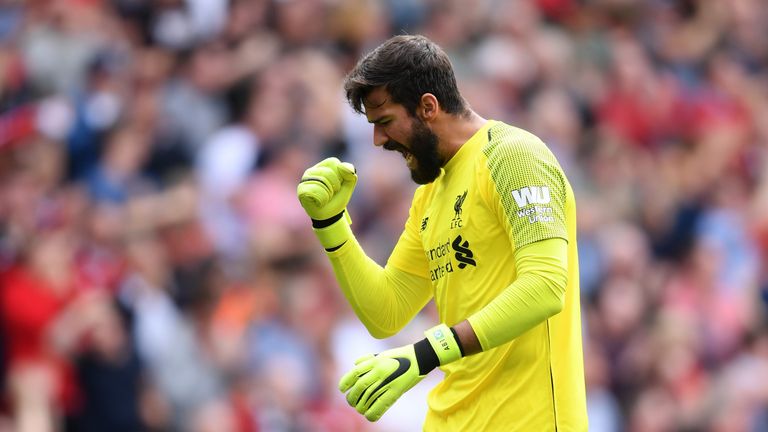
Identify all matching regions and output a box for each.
[0,265,81,412]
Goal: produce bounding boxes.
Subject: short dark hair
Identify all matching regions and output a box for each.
[344,35,468,116]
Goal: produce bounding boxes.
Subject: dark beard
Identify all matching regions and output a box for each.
[384,118,443,185]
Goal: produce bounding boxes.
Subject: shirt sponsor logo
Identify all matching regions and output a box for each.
[452,235,476,269]
[511,186,550,208]
[429,260,454,282]
[426,239,451,261]
[512,186,554,224]
[425,235,477,281]
[517,206,555,223]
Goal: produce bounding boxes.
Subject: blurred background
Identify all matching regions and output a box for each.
[1,0,768,431]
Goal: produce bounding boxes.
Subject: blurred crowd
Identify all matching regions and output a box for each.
[1,0,768,431]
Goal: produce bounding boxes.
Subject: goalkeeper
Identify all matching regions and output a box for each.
[297,35,587,431]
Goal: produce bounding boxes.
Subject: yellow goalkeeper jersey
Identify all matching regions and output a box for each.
[387,120,587,431]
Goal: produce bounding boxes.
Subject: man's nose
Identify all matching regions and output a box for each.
[373,125,388,147]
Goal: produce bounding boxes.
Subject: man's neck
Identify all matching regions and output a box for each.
[435,111,488,162]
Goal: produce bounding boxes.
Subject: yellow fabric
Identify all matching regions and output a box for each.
[424,323,462,365]
[388,120,587,431]
[468,237,568,350]
[312,213,354,249]
[326,235,432,339]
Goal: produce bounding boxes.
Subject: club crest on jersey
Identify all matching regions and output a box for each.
[451,190,467,229]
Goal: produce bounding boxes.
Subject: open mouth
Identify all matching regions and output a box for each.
[397,148,411,160]
[395,148,415,167]
[384,142,412,160]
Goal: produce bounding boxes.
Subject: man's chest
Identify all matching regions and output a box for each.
[418,176,504,283]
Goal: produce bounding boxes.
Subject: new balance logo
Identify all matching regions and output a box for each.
[511,186,550,208]
[452,235,476,269]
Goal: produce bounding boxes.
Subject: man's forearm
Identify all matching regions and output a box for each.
[327,236,432,339]
[467,238,568,351]
[452,319,482,356]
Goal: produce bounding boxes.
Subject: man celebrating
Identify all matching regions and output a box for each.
[297,35,587,431]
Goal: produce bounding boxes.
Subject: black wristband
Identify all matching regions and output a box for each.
[450,327,466,357]
[311,211,345,229]
[413,338,440,376]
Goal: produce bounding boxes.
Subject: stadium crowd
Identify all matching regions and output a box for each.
[1,0,768,430]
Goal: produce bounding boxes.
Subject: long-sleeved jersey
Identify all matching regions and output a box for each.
[328,120,587,431]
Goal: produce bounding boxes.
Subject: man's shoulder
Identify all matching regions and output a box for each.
[485,121,546,152]
[412,182,434,203]
[482,122,553,167]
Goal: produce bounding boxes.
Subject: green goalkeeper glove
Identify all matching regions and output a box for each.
[338,324,464,422]
[296,157,357,250]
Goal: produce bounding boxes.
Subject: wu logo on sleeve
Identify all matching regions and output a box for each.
[451,190,467,229]
[512,186,555,224]
[511,186,550,207]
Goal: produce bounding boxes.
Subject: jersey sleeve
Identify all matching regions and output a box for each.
[327,241,433,338]
[467,237,568,350]
[478,126,569,250]
[386,186,431,278]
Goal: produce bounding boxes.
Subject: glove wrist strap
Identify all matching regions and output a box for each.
[424,323,463,366]
[313,210,353,250]
[413,339,439,376]
[311,211,345,229]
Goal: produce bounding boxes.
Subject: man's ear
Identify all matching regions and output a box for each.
[418,93,439,122]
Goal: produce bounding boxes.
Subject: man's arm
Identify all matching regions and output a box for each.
[297,157,432,338]
[326,238,432,339]
[464,237,568,352]
[334,236,568,423]
[451,319,482,356]
[422,236,567,357]
[463,128,572,351]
